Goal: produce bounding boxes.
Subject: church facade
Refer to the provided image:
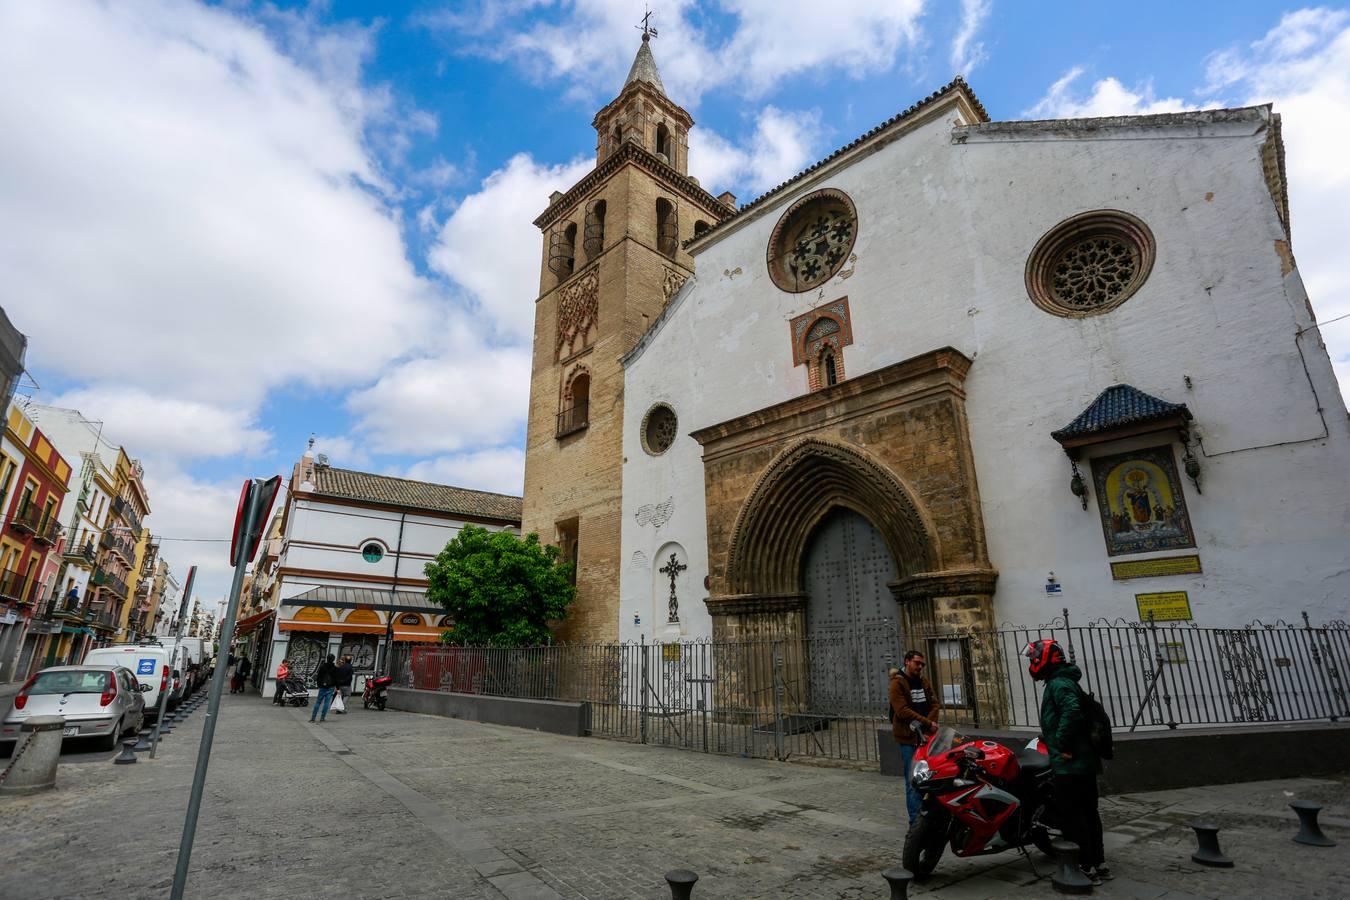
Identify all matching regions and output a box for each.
[523,42,1350,652]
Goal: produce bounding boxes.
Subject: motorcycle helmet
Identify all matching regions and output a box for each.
[1023,638,1066,679]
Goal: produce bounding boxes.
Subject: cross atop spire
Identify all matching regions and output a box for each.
[637,5,658,42]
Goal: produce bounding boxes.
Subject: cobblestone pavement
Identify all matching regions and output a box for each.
[0,693,1345,899]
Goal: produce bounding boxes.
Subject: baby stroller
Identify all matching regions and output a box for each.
[275,675,309,707]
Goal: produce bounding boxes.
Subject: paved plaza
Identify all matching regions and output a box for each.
[1,694,1345,899]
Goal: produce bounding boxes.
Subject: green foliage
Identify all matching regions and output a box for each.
[424,526,575,646]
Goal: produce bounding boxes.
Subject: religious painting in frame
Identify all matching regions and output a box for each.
[1090,444,1196,557]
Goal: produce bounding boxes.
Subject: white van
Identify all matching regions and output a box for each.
[173,637,210,691]
[83,642,188,721]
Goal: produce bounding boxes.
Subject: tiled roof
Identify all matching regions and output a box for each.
[687,77,990,247]
[310,466,522,522]
[1052,385,1192,443]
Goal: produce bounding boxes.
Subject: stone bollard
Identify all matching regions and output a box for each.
[1188,821,1233,868]
[159,718,174,734]
[133,729,154,752]
[1291,801,1336,847]
[881,867,913,899]
[1050,839,1094,894]
[664,869,698,900]
[113,738,138,765]
[0,716,65,794]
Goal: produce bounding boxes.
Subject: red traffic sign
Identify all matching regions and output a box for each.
[229,476,283,566]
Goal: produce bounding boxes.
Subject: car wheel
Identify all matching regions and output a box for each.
[99,719,122,753]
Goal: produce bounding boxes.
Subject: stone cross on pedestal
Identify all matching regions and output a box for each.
[659,552,686,623]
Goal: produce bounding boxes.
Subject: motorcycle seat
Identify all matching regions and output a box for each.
[1016,748,1051,775]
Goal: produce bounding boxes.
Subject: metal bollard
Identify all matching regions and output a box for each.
[114,738,138,764]
[133,729,155,752]
[881,867,913,899]
[664,869,698,900]
[159,718,175,734]
[1050,839,1094,894]
[1291,801,1336,847]
[0,715,65,794]
[1188,821,1233,867]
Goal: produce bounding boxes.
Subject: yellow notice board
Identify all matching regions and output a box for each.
[1111,555,1202,581]
[1135,591,1193,622]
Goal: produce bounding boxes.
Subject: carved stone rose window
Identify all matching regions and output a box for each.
[767,188,858,293]
[641,403,678,455]
[1026,210,1156,316]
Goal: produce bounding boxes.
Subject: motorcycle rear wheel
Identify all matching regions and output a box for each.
[376,696,387,711]
[902,809,949,879]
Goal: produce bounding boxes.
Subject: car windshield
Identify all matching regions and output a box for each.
[927,726,958,756]
[28,670,111,695]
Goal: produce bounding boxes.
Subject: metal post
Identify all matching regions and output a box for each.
[169,485,263,900]
[772,641,785,761]
[640,634,649,745]
[149,565,196,759]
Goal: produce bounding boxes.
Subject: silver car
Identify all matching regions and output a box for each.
[1,665,148,752]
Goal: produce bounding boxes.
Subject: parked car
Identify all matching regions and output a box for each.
[1,665,148,752]
[83,642,186,721]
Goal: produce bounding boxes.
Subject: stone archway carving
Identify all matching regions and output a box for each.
[724,437,939,597]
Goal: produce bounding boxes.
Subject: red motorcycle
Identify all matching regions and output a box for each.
[362,674,394,710]
[902,725,1059,878]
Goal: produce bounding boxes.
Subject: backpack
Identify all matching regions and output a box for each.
[1078,685,1114,760]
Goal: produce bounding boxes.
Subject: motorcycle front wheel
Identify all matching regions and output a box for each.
[902,807,949,879]
[363,696,371,709]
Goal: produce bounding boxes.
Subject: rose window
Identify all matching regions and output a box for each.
[1026,210,1156,317]
[642,404,678,455]
[767,189,858,293]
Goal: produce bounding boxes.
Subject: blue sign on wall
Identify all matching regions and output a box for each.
[137,659,156,675]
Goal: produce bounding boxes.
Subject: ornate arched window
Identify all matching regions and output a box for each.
[656,198,678,258]
[655,123,672,162]
[558,368,590,438]
[548,221,578,281]
[584,199,606,261]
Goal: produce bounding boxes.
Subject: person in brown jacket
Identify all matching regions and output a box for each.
[889,649,941,823]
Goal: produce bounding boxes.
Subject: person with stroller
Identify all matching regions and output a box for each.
[274,658,291,705]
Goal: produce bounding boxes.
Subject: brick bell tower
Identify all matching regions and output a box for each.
[521,32,735,642]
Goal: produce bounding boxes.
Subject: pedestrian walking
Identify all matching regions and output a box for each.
[310,654,338,723]
[889,650,941,824]
[1024,639,1112,885]
[275,658,291,705]
[232,655,251,693]
[334,655,354,714]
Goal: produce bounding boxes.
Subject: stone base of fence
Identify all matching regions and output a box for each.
[877,721,1350,793]
[387,687,591,737]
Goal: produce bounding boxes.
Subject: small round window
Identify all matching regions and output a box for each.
[641,404,678,455]
[361,543,384,563]
[1025,210,1156,317]
[766,188,858,293]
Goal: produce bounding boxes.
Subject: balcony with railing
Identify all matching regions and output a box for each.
[63,530,96,564]
[91,567,129,601]
[555,399,589,438]
[0,567,39,605]
[111,496,144,537]
[100,530,136,564]
[8,501,40,536]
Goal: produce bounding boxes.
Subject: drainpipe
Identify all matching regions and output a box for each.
[382,512,407,675]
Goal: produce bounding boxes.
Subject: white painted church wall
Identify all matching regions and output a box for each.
[621,100,1350,641]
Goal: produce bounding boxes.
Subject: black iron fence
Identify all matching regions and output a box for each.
[915,611,1350,732]
[389,613,1348,766]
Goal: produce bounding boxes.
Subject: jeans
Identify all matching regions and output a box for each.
[310,686,335,721]
[1054,773,1105,868]
[899,743,922,821]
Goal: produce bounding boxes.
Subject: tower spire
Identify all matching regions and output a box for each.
[625,8,665,95]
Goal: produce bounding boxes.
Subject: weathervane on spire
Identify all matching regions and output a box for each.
[637,5,658,41]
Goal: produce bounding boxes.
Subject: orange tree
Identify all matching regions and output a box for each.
[424,525,575,646]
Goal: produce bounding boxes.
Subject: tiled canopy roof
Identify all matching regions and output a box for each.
[283,585,440,612]
[311,466,522,523]
[1052,385,1192,444]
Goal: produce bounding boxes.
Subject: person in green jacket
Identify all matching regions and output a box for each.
[1025,639,1111,884]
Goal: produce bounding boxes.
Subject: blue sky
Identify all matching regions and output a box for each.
[4,1,1348,600]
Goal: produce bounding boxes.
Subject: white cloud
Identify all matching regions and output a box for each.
[47,388,270,461]
[345,339,532,456]
[950,0,992,76]
[311,434,371,470]
[403,446,526,496]
[1023,67,1191,118]
[428,153,592,340]
[689,107,823,197]
[429,0,924,103]
[0,0,439,410]
[139,465,250,602]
